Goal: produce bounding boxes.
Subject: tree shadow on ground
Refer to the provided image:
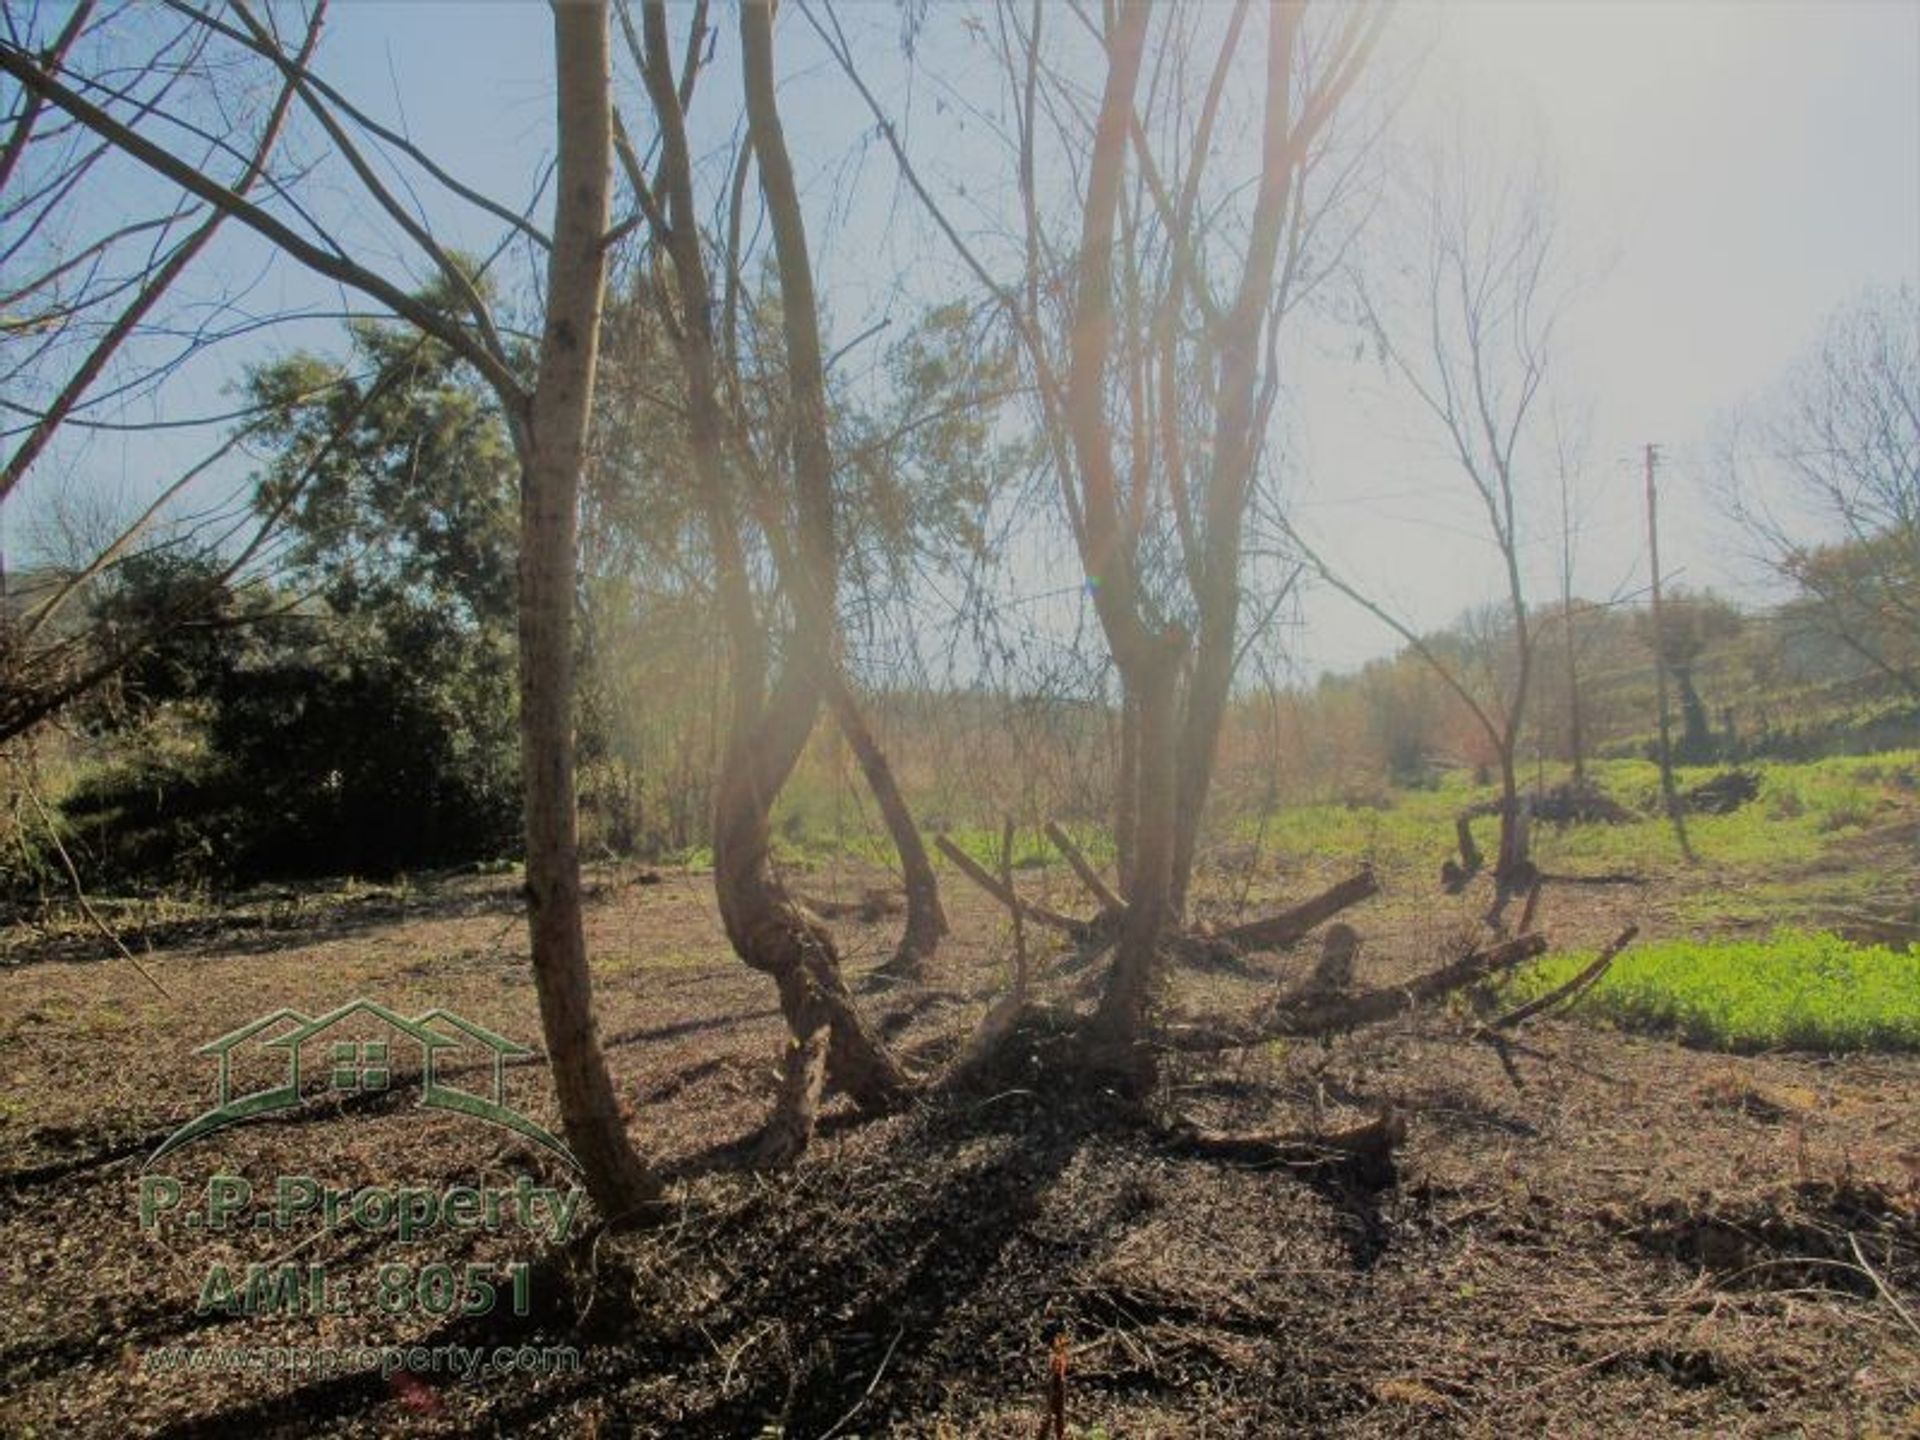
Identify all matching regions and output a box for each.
[139,1094,1098,1438]
[141,1070,1421,1437]
[1,881,523,971]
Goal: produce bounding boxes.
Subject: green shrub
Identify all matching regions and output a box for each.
[1506,929,1920,1053]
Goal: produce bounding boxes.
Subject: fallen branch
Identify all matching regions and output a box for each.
[934,835,1108,941]
[1849,1232,1920,1343]
[1163,1105,1407,1177]
[1044,821,1126,916]
[818,1324,906,1440]
[1482,925,1638,1032]
[1182,868,1379,958]
[1158,931,1549,1051]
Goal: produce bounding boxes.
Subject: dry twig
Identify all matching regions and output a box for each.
[20,772,171,998]
[1482,925,1638,1033]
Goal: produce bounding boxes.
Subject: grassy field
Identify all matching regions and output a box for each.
[912,752,1918,939]
[921,753,1920,1076]
[1240,751,1918,878]
[909,751,1914,871]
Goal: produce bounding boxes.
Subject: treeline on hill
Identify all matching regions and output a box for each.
[12,532,1915,900]
[1290,587,1920,796]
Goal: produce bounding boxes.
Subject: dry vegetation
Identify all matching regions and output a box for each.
[4,812,1917,1437]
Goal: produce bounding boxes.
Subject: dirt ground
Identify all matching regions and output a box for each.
[2,851,1917,1438]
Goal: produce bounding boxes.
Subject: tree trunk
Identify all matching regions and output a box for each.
[1114,690,1139,891]
[712,669,914,1164]
[828,671,947,982]
[1089,636,1183,1084]
[1170,586,1237,917]
[1168,4,1303,917]
[1492,753,1532,895]
[1675,665,1712,761]
[518,0,660,1222]
[733,0,914,1158]
[633,0,912,1166]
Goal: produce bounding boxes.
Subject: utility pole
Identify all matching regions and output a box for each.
[1645,443,1696,862]
[1557,441,1586,783]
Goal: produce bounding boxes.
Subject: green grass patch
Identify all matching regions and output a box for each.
[1666,867,1893,931]
[1262,752,1919,883]
[1506,929,1920,1054]
[935,822,1109,872]
[758,749,1912,930]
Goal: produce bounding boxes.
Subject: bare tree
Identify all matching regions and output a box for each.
[1,2,323,740]
[2,0,665,1220]
[1296,143,1568,903]
[1724,285,1919,698]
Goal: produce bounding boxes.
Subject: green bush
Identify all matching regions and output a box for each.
[58,624,519,888]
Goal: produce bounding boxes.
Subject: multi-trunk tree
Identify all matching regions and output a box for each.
[618,0,927,1161]
[819,0,1387,1078]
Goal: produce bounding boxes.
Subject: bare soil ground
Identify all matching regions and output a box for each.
[3,846,1918,1437]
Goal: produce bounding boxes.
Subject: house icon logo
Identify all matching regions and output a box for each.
[147,999,579,1169]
